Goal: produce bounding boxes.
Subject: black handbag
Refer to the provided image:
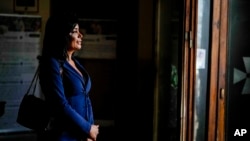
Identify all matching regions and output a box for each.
[16,66,50,131]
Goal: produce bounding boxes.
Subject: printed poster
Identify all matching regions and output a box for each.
[0,13,41,133]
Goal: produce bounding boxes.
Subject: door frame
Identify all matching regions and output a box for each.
[180,0,197,140]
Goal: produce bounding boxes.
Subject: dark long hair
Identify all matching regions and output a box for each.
[42,12,79,60]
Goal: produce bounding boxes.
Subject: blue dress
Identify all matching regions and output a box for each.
[38,56,94,141]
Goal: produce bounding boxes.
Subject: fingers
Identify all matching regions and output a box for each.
[89,124,99,141]
[87,138,93,141]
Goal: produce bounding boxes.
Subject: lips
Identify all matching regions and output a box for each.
[77,41,82,44]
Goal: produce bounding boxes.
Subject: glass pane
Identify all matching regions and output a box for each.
[193,0,211,140]
[227,0,250,140]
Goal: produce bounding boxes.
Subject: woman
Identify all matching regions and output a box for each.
[38,13,99,141]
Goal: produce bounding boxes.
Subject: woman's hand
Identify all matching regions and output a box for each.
[89,124,99,141]
[87,138,93,141]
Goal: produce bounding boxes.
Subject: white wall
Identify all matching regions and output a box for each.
[0,0,50,46]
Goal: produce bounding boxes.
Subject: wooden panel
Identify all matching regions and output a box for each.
[208,0,228,140]
[180,0,191,140]
[216,0,228,140]
[180,0,197,140]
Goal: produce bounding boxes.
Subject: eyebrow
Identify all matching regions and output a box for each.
[73,27,80,31]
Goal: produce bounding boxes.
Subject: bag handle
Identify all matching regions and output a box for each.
[26,66,39,95]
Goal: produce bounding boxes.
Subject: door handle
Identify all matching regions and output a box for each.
[220,88,225,99]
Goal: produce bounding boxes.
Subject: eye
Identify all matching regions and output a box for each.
[71,30,78,34]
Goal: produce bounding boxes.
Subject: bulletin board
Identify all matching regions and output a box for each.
[0,13,41,133]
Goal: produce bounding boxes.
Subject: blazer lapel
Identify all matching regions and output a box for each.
[73,59,91,93]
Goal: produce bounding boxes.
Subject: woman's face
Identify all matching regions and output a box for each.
[68,24,83,51]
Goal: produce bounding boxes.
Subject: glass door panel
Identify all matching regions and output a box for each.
[226,0,250,140]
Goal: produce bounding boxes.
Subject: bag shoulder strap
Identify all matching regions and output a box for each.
[26,66,39,95]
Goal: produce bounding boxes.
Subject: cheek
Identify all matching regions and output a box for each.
[73,40,79,46]
[69,38,77,47]
[71,40,81,49]
[71,42,77,49]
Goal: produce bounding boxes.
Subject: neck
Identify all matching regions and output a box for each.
[67,51,74,61]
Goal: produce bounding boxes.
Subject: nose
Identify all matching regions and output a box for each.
[79,32,83,38]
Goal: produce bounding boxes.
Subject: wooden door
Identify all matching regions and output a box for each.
[223,0,250,141]
[207,0,250,140]
[181,0,219,141]
[180,0,250,140]
[207,0,228,140]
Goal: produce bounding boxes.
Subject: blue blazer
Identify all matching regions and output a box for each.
[39,56,94,140]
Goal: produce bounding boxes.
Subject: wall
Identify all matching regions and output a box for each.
[0,0,50,40]
[0,0,49,140]
[0,0,157,141]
